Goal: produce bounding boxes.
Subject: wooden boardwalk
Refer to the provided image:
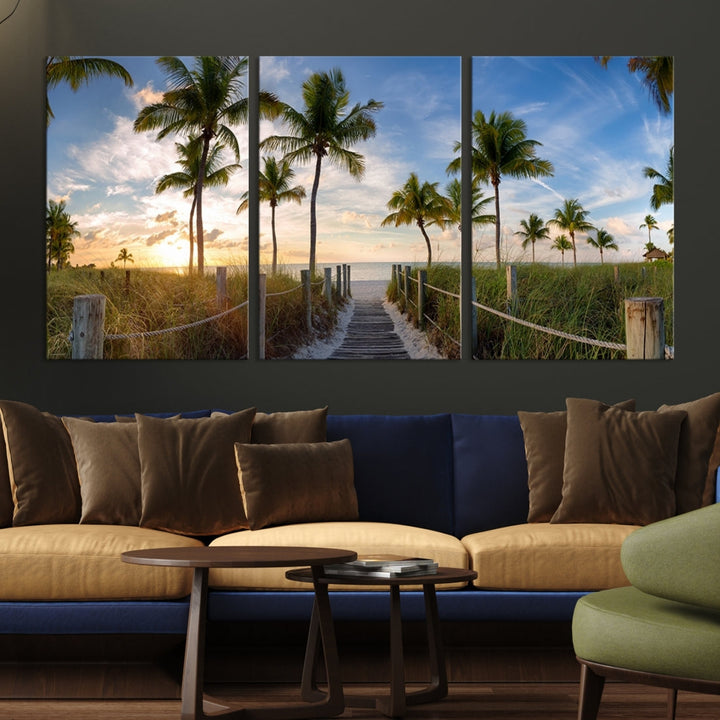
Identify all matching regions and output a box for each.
[330,291,410,360]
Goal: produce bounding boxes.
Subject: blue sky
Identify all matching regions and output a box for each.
[46,55,672,268]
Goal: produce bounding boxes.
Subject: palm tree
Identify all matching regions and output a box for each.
[548,198,594,268]
[644,146,674,211]
[237,157,306,275]
[444,178,496,232]
[156,139,240,273]
[115,248,134,268]
[447,109,554,269]
[46,199,79,270]
[262,69,383,274]
[134,56,280,275]
[514,213,550,263]
[639,214,660,247]
[586,228,619,264]
[46,56,133,126]
[551,234,573,267]
[380,173,452,267]
[595,56,673,114]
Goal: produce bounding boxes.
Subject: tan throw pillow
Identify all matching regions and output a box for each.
[138,409,256,536]
[658,393,720,514]
[235,439,358,531]
[62,417,141,526]
[0,400,81,525]
[518,399,635,522]
[551,398,686,525]
[251,407,328,444]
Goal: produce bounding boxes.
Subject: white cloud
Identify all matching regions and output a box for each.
[106,184,134,196]
[129,82,165,112]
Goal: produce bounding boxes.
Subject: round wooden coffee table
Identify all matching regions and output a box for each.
[123,546,356,720]
[286,565,477,718]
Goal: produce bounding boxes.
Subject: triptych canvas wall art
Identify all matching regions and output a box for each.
[46,55,673,361]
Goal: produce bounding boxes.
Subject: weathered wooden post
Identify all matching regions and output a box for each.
[216,266,228,310]
[506,264,517,313]
[417,269,427,330]
[124,269,131,294]
[301,269,312,332]
[342,264,348,298]
[471,276,479,357]
[346,265,351,298]
[624,297,665,359]
[324,267,333,304]
[336,265,342,296]
[404,265,411,311]
[72,294,106,359]
[613,265,620,284]
[258,273,267,360]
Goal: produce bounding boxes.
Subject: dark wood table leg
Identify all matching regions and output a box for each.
[181,566,208,720]
[375,584,407,718]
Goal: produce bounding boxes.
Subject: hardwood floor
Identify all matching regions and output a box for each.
[2,682,720,719]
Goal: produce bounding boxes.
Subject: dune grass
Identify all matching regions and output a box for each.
[387,262,674,360]
[47,266,340,360]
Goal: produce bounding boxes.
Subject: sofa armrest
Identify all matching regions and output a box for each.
[621,503,720,611]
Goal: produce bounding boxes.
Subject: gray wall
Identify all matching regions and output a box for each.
[0,0,713,415]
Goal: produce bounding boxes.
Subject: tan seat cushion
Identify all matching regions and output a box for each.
[0,524,203,600]
[462,523,639,591]
[209,521,469,591]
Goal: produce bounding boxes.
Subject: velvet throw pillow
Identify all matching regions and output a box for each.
[552,398,686,525]
[235,439,358,530]
[658,392,720,514]
[138,408,256,536]
[213,407,328,444]
[518,399,635,522]
[62,416,141,525]
[0,400,81,525]
[0,430,13,528]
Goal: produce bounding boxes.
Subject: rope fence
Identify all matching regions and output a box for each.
[390,263,673,360]
[71,264,354,360]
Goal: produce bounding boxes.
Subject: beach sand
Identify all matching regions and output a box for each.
[292,280,443,359]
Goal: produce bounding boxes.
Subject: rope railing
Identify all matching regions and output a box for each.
[104,299,249,341]
[424,312,461,347]
[266,283,303,298]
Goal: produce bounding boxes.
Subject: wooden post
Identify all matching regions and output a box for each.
[216,266,228,310]
[404,265,411,310]
[624,297,665,359]
[124,269,131,294]
[471,276,478,357]
[342,264,348,298]
[346,265,351,298]
[336,265,342,296]
[258,273,267,360]
[301,269,312,332]
[324,267,333,305]
[72,294,106,359]
[506,264,517,313]
[613,265,620,284]
[417,269,427,330]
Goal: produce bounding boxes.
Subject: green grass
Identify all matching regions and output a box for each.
[387,262,674,360]
[47,266,341,360]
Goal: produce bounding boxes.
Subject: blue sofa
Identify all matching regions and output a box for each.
[0,411,667,637]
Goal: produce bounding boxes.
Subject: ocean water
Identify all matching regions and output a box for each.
[283,261,461,282]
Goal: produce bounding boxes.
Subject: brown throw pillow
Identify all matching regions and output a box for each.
[0,430,13,528]
[704,426,720,506]
[0,400,81,525]
[251,407,328,444]
[138,409,256,536]
[658,393,720,514]
[235,439,358,530]
[62,417,141,525]
[518,399,635,522]
[551,398,686,525]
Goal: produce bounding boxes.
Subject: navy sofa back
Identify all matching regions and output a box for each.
[327,413,530,538]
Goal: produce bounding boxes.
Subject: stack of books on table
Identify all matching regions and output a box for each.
[323,555,438,578]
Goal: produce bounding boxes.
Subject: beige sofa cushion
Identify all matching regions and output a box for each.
[0,524,203,600]
[462,523,639,591]
[209,521,469,590]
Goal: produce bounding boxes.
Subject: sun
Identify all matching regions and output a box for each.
[146,237,191,269]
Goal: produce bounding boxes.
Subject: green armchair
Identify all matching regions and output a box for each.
[572,503,720,720]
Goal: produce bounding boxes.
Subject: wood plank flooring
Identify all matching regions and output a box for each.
[2,682,720,719]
